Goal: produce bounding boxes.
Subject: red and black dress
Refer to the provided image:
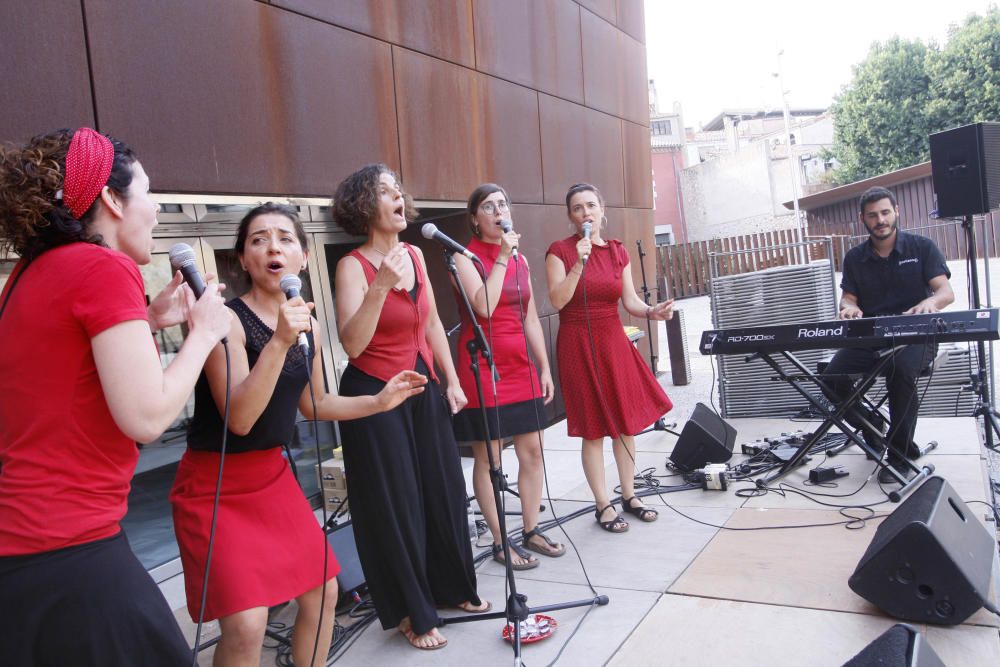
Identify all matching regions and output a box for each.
[336,244,481,637]
[546,236,672,439]
[171,298,338,622]
[0,244,191,666]
[452,237,546,441]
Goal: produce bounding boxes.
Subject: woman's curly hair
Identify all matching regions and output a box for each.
[331,164,418,236]
[0,128,136,260]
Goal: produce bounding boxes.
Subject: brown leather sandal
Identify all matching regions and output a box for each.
[522,527,566,557]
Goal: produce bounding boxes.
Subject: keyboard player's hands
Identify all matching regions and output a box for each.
[838,304,863,319]
[903,300,940,315]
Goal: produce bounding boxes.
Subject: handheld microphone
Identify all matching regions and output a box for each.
[168,243,208,298]
[421,223,479,261]
[581,221,593,265]
[279,274,310,355]
[499,219,518,260]
[169,242,228,345]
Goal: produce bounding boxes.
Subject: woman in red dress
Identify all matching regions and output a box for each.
[545,183,675,533]
[451,183,564,570]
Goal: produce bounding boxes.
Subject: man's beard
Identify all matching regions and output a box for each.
[867,217,897,240]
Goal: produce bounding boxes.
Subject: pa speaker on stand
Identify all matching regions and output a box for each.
[929,122,1000,218]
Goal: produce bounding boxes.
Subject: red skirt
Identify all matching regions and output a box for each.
[170,448,338,621]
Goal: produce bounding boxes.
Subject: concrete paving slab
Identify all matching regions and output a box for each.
[609,594,1000,667]
[668,506,999,628]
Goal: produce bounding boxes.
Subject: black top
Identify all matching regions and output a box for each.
[187,298,313,453]
[840,231,950,316]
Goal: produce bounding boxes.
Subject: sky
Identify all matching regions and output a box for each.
[644,0,997,130]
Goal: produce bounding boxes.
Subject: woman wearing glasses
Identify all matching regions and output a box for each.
[451,184,563,571]
[545,183,675,534]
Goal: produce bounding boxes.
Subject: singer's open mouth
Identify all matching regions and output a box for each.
[267,261,284,272]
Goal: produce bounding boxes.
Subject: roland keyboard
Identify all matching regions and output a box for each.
[700,309,1000,355]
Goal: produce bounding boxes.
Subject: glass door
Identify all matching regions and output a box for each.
[121,236,210,575]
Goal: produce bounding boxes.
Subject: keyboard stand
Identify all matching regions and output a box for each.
[749,345,934,502]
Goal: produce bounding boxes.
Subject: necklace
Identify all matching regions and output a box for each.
[369,245,389,257]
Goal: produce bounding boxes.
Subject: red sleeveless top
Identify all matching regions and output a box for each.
[345,244,438,383]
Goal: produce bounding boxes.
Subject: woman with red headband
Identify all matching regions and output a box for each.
[0,128,231,665]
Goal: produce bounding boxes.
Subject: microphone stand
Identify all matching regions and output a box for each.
[961,214,1000,450]
[438,247,609,665]
[636,239,659,375]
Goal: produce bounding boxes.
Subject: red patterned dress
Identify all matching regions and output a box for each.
[546,236,672,439]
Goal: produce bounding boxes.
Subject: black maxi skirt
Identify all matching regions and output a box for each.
[337,358,481,636]
[0,531,191,667]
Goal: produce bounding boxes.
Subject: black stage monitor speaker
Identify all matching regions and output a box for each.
[843,624,945,667]
[848,476,994,625]
[327,521,366,605]
[668,402,736,471]
[929,121,1000,218]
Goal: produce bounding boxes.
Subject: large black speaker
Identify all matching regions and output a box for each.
[929,122,1000,218]
[843,624,945,667]
[668,402,735,471]
[848,476,994,625]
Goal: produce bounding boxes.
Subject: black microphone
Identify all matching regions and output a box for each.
[168,243,207,298]
[581,221,593,265]
[279,274,310,355]
[169,242,228,345]
[421,223,479,261]
[499,219,518,260]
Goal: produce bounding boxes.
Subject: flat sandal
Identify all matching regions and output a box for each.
[522,526,566,557]
[595,504,629,533]
[622,496,658,522]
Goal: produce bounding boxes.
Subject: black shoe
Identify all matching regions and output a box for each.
[877,463,913,485]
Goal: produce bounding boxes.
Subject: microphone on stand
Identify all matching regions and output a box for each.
[581,221,593,265]
[169,242,227,345]
[421,223,479,261]
[499,219,518,261]
[279,274,310,355]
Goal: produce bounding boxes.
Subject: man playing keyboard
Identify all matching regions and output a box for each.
[822,186,954,484]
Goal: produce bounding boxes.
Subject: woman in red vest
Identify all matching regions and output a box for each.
[332,164,488,651]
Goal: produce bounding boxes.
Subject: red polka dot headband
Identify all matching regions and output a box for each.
[62,128,114,220]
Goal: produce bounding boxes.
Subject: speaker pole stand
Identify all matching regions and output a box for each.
[961,214,1000,451]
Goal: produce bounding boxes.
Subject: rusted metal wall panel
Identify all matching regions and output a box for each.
[0,0,94,142]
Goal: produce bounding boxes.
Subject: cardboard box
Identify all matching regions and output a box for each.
[323,492,349,513]
[317,459,347,490]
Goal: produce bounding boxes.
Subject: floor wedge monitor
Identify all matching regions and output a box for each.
[848,476,994,625]
[843,623,945,667]
[668,402,736,472]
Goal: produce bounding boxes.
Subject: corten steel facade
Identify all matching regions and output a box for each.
[1,0,655,424]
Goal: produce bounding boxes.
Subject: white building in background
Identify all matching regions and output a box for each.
[678,109,837,241]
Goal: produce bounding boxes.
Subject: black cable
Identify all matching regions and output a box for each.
[303,342,330,667]
[191,340,232,666]
[510,251,602,599]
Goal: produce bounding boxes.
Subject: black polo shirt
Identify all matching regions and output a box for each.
[840,231,950,316]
